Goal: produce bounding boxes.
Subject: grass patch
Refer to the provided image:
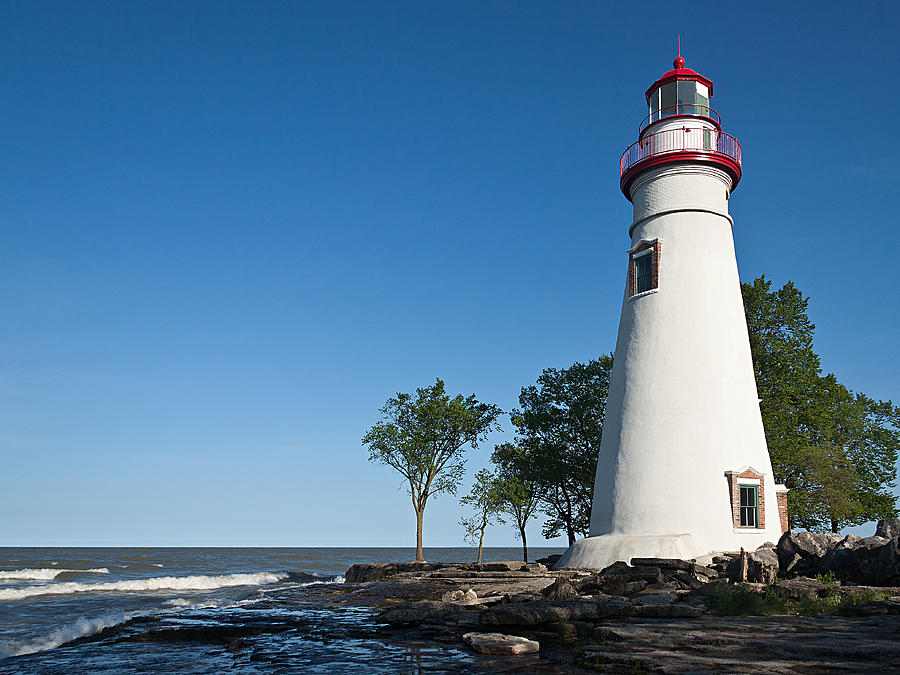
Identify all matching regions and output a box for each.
[705,585,890,617]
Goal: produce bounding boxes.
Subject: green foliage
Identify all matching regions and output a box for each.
[814,570,837,584]
[459,469,506,562]
[705,584,890,617]
[362,378,502,561]
[491,442,542,561]
[742,277,899,532]
[510,356,614,545]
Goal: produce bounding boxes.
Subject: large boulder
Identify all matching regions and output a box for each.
[541,577,579,601]
[776,531,842,576]
[747,548,780,585]
[463,632,540,655]
[821,535,899,586]
[876,519,900,540]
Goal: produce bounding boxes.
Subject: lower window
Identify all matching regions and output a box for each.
[739,485,759,528]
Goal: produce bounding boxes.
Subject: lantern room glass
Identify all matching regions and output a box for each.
[648,81,712,122]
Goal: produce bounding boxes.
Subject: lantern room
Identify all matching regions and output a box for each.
[619,54,742,199]
[643,55,717,131]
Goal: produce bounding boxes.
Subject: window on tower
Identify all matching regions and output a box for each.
[629,244,659,298]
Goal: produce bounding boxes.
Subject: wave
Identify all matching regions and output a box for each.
[0,572,287,602]
[0,568,110,581]
[8,611,142,657]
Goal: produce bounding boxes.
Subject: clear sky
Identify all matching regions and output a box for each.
[2,2,898,546]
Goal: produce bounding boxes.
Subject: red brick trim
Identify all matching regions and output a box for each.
[626,241,662,298]
[776,490,789,534]
[725,468,765,529]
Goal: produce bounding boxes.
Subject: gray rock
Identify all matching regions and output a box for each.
[876,519,900,540]
[442,588,479,604]
[462,632,539,655]
[776,531,843,576]
[480,599,634,626]
[593,626,632,641]
[747,547,779,585]
[632,593,677,606]
[377,601,456,624]
[630,557,693,571]
[535,554,562,568]
[540,576,579,601]
[633,604,703,618]
[772,578,831,599]
[821,534,899,585]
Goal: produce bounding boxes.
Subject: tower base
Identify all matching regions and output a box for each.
[555,533,708,571]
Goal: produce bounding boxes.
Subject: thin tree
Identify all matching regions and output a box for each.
[363,379,502,562]
[492,442,542,562]
[459,469,505,564]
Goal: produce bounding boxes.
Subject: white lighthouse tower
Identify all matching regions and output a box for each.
[558,53,789,570]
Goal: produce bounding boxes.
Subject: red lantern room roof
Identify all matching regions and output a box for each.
[645,56,714,103]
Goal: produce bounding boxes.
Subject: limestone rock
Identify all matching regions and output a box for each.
[480,599,634,626]
[876,518,900,540]
[776,531,842,576]
[821,535,899,586]
[535,554,562,569]
[377,601,456,624]
[540,577,579,601]
[747,547,779,585]
[633,603,703,618]
[462,632,539,655]
[772,578,831,599]
[442,588,479,604]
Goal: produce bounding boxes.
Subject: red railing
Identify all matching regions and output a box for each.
[619,127,741,177]
[639,104,721,135]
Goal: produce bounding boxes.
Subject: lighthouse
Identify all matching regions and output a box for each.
[558,53,789,569]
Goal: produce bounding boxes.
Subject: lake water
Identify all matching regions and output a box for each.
[0,546,564,673]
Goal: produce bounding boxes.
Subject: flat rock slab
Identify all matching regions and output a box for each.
[481,599,634,625]
[462,632,540,655]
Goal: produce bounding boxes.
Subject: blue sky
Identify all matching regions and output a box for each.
[2,2,898,546]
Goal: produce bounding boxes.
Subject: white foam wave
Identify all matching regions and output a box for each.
[10,611,141,656]
[0,572,286,601]
[0,568,110,581]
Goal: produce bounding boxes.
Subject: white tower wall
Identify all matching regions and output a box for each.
[558,163,785,570]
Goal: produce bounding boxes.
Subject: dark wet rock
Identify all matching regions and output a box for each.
[462,631,540,655]
[876,518,900,540]
[747,547,779,585]
[540,576,578,601]
[377,601,457,624]
[480,599,634,626]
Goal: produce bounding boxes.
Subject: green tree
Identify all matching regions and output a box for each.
[491,442,542,562]
[511,356,614,546]
[459,469,506,564]
[363,379,502,562]
[742,277,899,531]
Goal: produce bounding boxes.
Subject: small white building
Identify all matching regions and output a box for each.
[558,55,788,570]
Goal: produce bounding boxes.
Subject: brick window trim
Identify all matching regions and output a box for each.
[626,239,663,299]
[775,486,790,535]
[725,467,766,530]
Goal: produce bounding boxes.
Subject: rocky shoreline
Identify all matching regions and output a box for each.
[327,521,900,672]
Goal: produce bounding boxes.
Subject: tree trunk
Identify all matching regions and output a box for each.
[415,508,425,562]
[519,524,528,562]
[830,518,839,534]
[566,523,576,547]
[477,528,485,564]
